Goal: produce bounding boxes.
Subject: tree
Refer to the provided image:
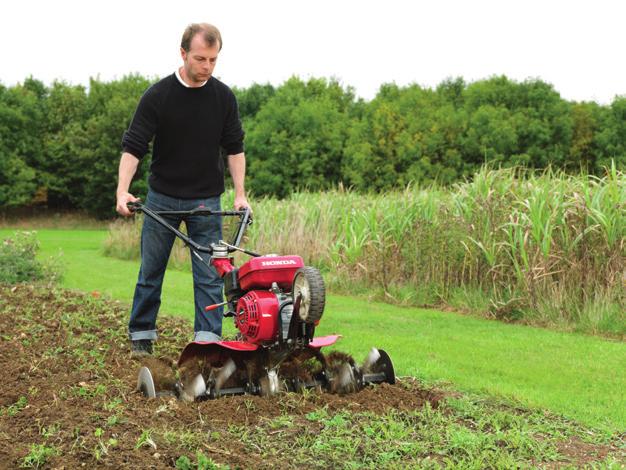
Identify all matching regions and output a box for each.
[73,75,153,217]
[463,76,573,168]
[245,77,356,197]
[343,83,470,190]
[593,96,626,171]
[0,74,621,213]
[0,81,41,207]
[233,83,275,123]
[41,81,89,207]
[569,102,600,172]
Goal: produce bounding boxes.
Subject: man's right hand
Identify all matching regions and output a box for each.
[116,192,140,217]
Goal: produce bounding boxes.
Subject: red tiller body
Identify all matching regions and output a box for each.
[238,255,304,290]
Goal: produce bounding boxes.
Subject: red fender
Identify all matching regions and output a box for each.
[308,335,341,349]
[178,341,258,367]
[177,335,342,367]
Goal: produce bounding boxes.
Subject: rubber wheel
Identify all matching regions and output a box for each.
[292,266,325,323]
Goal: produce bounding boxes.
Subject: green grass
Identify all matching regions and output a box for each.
[2,228,625,432]
[28,229,198,316]
[229,400,615,469]
[319,296,626,432]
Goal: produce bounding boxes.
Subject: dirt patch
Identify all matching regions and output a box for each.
[550,436,623,468]
[0,284,443,469]
[2,284,623,469]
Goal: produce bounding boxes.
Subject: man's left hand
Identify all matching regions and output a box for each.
[234,196,251,213]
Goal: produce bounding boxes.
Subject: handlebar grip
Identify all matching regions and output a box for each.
[126,201,142,212]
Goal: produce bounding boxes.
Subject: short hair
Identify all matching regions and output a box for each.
[181,23,222,52]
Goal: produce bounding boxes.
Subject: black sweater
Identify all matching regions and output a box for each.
[122,74,244,198]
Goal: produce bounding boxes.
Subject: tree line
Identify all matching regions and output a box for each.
[1,74,624,217]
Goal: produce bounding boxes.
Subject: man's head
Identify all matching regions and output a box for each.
[180,23,222,86]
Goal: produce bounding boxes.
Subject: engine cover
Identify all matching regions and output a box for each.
[238,255,304,290]
[235,291,279,344]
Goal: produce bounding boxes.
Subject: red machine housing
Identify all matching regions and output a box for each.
[233,255,304,344]
[238,255,304,290]
[235,291,279,343]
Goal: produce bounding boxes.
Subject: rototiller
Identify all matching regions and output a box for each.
[129,202,395,401]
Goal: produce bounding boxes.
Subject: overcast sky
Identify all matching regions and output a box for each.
[1,0,624,104]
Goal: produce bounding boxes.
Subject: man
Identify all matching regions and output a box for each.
[116,23,249,358]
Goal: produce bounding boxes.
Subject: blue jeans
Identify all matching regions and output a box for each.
[128,189,223,342]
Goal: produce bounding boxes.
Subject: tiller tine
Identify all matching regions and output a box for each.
[178,374,207,402]
[137,344,395,401]
[137,367,156,398]
[330,348,396,394]
[362,347,381,371]
[361,348,396,386]
[213,358,236,392]
[137,366,177,399]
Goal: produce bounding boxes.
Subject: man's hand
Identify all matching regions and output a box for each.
[116,192,140,217]
[234,195,251,212]
[228,153,251,213]
[116,152,141,216]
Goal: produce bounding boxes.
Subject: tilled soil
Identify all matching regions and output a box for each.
[2,284,624,469]
[0,285,443,469]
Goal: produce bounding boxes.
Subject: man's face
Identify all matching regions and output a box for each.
[180,33,220,85]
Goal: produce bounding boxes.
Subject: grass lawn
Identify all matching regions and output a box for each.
[2,228,625,432]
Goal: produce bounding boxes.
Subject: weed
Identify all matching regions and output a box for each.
[39,423,61,439]
[196,451,228,469]
[105,414,121,427]
[324,412,350,429]
[242,398,256,412]
[267,414,294,430]
[135,429,157,450]
[3,396,28,417]
[175,451,228,470]
[42,346,63,359]
[72,383,107,399]
[176,455,193,470]
[20,444,59,469]
[162,429,201,450]
[305,407,329,422]
[103,397,122,412]
[92,427,118,462]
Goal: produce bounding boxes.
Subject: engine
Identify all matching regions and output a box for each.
[233,255,304,344]
[235,291,277,342]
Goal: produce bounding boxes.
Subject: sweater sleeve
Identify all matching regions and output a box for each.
[220,89,245,155]
[121,86,160,159]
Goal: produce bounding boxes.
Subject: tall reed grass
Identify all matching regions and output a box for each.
[104,165,625,335]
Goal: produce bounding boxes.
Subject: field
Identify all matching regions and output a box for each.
[4,228,625,429]
[1,284,624,469]
[0,217,625,468]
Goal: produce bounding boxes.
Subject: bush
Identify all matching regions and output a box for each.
[0,231,62,283]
